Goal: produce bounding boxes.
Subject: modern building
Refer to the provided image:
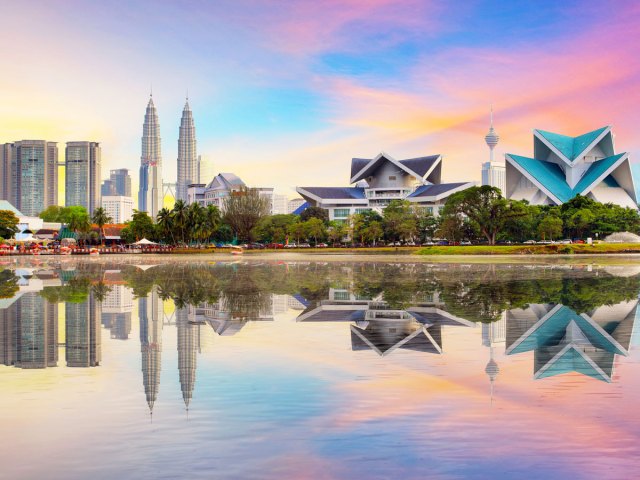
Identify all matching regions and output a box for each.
[139,95,163,217]
[0,140,58,216]
[102,195,134,223]
[272,194,288,215]
[103,168,132,197]
[296,152,475,221]
[176,99,198,203]
[287,198,305,214]
[255,187,275,215]
[65,141,102,214]
[505,126,638,208]
[481,108,506,193]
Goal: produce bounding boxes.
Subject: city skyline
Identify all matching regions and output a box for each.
[1,1,639,200]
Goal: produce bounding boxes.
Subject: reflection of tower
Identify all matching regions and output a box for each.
[482,314,506,403]
[101,285,133,340]
[140,290,163,413]
[176,307,198,409]
[11,293,58,368]
[65,292,101,367]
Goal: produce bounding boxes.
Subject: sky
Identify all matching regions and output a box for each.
[1,0,640,200]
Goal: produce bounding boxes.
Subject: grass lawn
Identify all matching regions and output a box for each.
[415,243,640,255]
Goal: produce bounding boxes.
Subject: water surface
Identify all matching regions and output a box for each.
[1,258,639,479]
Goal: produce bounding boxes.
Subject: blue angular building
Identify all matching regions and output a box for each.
[296,152,474,222]
[505,126,638,208]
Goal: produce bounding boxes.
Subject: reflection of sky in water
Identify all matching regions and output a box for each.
[1,260,640,479]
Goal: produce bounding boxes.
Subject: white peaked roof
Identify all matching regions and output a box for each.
[132,238,158,245]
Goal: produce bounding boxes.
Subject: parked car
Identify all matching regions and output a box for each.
[266,243,284,249]
[284,243,297,248]
[557,239,572,244]
[315,243,328,248]
[421,241,435,246]
[298,243,311,248]
[405,241,416,246]
[248,243,265,249]
[437,240,449,246]
[523,240,536,244]
[460,240,472,246]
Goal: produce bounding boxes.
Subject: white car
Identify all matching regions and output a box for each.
[284,243,297,248]
[523,240,536,244]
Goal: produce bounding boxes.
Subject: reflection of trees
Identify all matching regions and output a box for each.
[0,270,19,299]
[15,261,639,326]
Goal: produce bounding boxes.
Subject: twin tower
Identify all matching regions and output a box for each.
[139,95,198,217]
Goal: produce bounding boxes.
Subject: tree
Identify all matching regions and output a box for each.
[302,217,326,245]
[327,221,347,245]
[567,208,595,238]
[254,214,298,243]
[0,210,19,239]
[363,220,383,245]
[91,207,112,245]
[300,206,329,223]
[67,208,91,243]
[172,199,189,244]
[442,186,527,245]
[156,207,175,244]
[39,205,65,222]
[204,205,222,243]
[538,216,563,241]
[223,188,270,242]
[287,221,306,244]
[382,200,415,242]
[127,210,156,242]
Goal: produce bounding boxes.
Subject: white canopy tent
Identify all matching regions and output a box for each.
[131,238,159,246]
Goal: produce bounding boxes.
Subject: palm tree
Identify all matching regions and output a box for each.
[172,200,189,244]
[67,210,92,245]
[205,205,221,244]
[156,207,175,244]
[91,207,113,246]
[187,202,206,245]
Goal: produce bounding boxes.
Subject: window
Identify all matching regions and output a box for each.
[389,175,396,181]
[334,208,350,218]
[333,291,350,300]
[355,208,370,214]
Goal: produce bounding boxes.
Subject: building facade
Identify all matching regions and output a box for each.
[287,198,305,214]
[272,194,288,215]
[102,195,134,223]
[0,140,58,216]
[139,96,163,217]
[65,141,101,214]
[296,152,474,221]
[176,100,198,202]
[505,126,638,208]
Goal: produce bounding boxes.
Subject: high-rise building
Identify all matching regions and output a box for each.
[481,107,505,194]
[255,187,274,215]
[176,307,198,409]
[110,168,132,197]
[140,290,163,414]
[102,196,134,223]
[272,194,288,215]
[0,140,58,216]
[65,141,102,214]
[139,96,163,217]
[101,179,117,197]
[177,99,198,202]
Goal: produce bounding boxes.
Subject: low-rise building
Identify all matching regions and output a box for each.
[296,152,474,221]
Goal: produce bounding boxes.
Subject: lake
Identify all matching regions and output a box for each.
[1,257,639,479]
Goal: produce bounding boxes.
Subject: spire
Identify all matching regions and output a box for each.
[485,346,499,406]
[484,104,500,162]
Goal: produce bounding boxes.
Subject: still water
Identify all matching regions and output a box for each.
[1,257,640,479]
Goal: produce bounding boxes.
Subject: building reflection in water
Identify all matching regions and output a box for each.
[66,291,101,367]
[505,301,638,382]
[102,284,133,340]
[139,289,163,414]
[298,288,475,356]
[177,306,197,410]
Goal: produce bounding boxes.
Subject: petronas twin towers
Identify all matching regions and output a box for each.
[138,95,199,217]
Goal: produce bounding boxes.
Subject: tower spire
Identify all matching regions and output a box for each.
[484,104,499,162]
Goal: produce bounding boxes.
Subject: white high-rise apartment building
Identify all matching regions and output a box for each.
[481,107,505,194]
[139,96,163,217]
[272,194,288,215]
[287,198,305,214]
[255,187,275,215]
[102,196,134,223]
[177,99,198,202]
[65,141,102,214]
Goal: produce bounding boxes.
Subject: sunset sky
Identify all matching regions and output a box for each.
[1,0,639,199]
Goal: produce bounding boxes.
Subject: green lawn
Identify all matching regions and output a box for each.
[415,243,640,255]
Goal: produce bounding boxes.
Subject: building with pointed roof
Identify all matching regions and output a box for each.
[505,301,637,382]
[139,96,163,217]
[505,126,637,208]
[296,152,474,221]
[176,98,198,203]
